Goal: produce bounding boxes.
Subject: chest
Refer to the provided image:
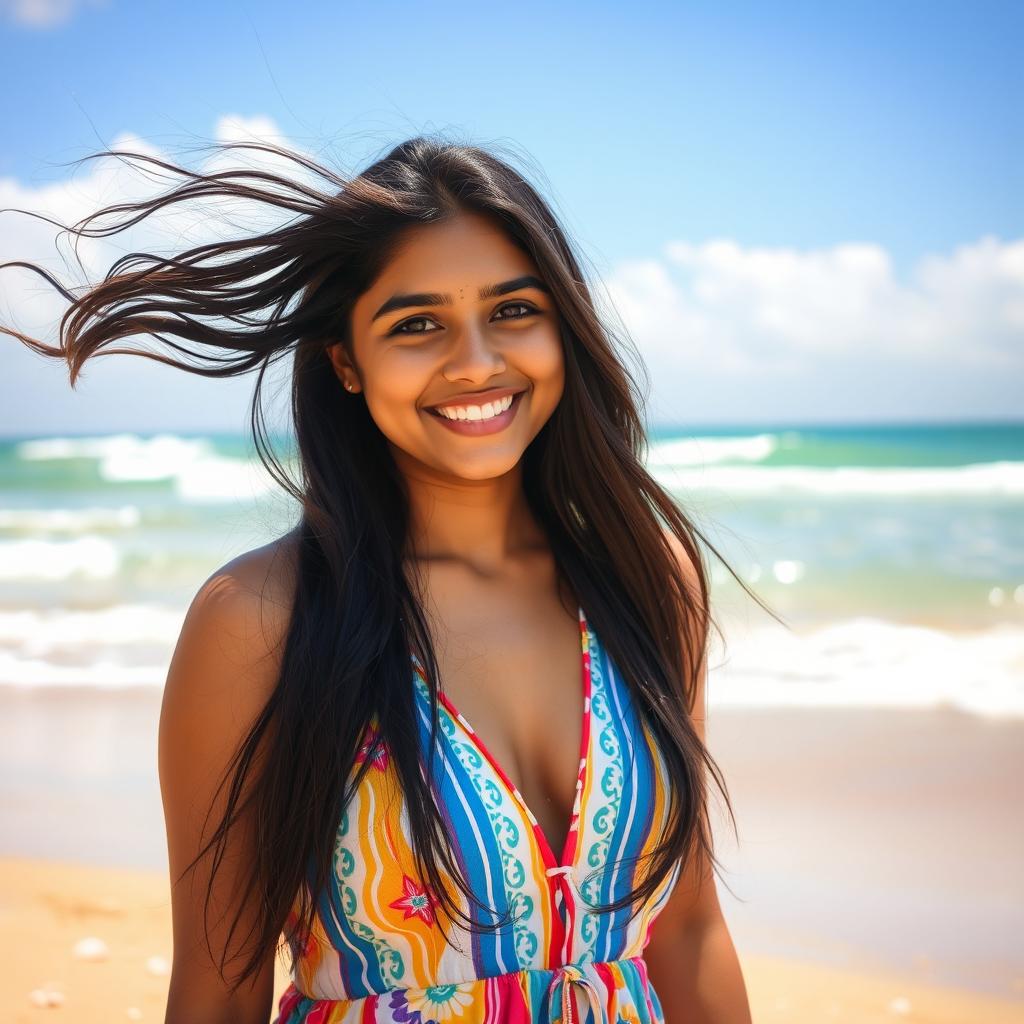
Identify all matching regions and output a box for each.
[294,592,679,996]
[416,582,586,860]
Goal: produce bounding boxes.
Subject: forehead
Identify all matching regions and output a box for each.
[354,212,537,317]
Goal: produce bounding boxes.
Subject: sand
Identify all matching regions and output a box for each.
[1,686,1022,1020]
[1,857,1022,1022]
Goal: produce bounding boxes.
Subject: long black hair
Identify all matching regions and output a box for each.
[1,132,777,995]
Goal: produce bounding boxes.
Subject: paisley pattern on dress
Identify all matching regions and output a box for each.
[274,607,681,1023]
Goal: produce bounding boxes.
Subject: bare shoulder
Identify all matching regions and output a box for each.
[192,528,300,647]
[172,528,302,693]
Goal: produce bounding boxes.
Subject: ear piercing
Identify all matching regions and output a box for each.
[345,381,354,391]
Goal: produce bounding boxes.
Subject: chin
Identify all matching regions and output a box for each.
[437,451,524,481]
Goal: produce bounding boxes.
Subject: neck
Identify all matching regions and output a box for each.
[394,450,547,576]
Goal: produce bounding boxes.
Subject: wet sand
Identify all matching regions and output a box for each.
[706,705,1024,996]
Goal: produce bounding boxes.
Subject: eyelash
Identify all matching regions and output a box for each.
[389,301,538,336]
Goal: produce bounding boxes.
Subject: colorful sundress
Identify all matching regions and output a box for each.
[273,605,682,1023]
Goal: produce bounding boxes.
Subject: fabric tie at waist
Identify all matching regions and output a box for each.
[545,962,606,1024]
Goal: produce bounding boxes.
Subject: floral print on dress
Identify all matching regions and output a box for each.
[389,874,439,925]
[389,982,477,1023]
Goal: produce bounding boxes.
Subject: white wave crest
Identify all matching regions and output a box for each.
[0,506,141,533]
[0,650,168,688]
[0,604,184,650]
[647,433,778,467]
[648,460,1024,496]
[15,432,280,503]
[707,618,1024,718]
[0,537,120,580]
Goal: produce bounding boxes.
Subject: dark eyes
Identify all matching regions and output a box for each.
[388,301,539,336]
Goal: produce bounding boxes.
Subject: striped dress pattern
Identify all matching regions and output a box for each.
[274,605,682,1023]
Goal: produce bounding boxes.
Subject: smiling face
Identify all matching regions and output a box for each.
[332,210,565,482]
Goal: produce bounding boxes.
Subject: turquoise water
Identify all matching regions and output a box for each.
[1,422,1021,715]
[645,422,1024,629]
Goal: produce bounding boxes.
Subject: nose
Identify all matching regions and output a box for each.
[440,321,506,383]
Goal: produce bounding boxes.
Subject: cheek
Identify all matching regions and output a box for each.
[361,353,429,430]
[524,328,565,397]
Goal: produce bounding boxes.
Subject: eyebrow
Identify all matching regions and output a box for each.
[370,274,551,324]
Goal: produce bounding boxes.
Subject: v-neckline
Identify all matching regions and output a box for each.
[414,604,593,874]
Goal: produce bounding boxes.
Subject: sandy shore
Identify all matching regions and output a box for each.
[0,856,1021,1022]
[0,685,1022,1018]
[705,705,1024,996]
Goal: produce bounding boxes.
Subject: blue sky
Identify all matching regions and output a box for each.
[0,0,1021,434]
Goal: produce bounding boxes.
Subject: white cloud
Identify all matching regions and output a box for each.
[607,235,1023,369]
[1,0,108,29]
[0,116,303,436]
[599,235,1024,422]
[1,118,1020,432]
[0,115,321,308]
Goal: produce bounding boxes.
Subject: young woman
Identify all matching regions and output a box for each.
[3,135,758,1022]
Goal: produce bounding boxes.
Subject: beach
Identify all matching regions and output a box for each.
[1,685,1021,1020]
[1,423,1021,1019]
[2,859,1022,1024]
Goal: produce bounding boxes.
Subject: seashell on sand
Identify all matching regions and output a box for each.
[145,954,170,975]
[29,985,65,1006]
[73,935,110,961]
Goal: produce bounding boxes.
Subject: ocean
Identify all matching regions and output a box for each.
[1,422,1021,718]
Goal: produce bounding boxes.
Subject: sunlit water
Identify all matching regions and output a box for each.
[1,421,1021,717]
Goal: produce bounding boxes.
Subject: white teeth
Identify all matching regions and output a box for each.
[435,393,515,421]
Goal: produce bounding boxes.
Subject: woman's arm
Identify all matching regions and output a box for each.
[643,812,752,1024]
[644,531,752,1022]
[641,681,752,1023]
[159,540,295,1023]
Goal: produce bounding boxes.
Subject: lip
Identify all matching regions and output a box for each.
[424,389,526,436]
[425,386,525,412]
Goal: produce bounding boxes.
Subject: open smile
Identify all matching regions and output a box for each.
[424,389,526,436]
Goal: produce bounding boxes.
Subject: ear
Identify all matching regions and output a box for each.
[326,343,359,390]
